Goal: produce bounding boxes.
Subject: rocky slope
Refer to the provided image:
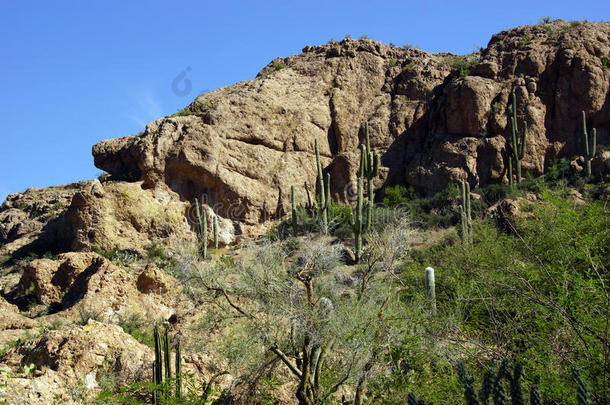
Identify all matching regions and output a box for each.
[93,20,609,228]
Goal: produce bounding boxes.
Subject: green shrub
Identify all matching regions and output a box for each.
[93,246,141,266]
[146,241,177,273]
[382,185,414,207]
[396,191,609,401]
[171,106,192,117]
[117,313,155,347]
[539,16,552,24]
[272,61,286,71]
[445,55,473,78]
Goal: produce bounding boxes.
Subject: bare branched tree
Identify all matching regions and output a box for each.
[186,216,414,404]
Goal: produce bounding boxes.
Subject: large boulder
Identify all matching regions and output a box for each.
[17,253,182,322]
[0,321,151,404]
[0,179,195,257]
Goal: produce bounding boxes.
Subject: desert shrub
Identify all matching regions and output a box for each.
[382,184,415,207]
[272,61,286,71]
[146,240,177,273]
[117,313,154,347]
[171,106,192,117]
[94,246,141,266]
[393,191,609,402]
[397,185,460,229]
[186,219,415,403]
[76,305,104,325]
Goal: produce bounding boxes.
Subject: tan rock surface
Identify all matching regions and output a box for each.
[16,253,182,322]
[0,321,151,404]
[0,183,87,257]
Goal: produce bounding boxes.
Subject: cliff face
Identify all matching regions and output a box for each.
[92,21,610,227]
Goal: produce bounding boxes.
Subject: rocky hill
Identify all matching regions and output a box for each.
[0,20,609,404]
[93,19,609,227]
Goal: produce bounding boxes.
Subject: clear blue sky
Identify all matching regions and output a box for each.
[0,1,607,202]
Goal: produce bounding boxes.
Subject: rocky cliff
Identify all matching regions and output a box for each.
[93,20,609,229]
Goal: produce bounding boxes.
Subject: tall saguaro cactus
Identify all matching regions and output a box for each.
[350,176,364,263]
[460,181,472,245]
[581,111,597,178]
[508,92,527,186]
[194,199,207,259]
[291,185,298,237]
[315,139,330,234]
[152,324,182,404]
[362,122,379,230]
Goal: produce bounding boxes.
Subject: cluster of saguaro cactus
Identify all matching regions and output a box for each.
[459,181,472,245]
[315,139,331,234]
[194,198,207,259]
[347,123,380,262]
[507,92,527,186]
[456,360,531,405]
[152,324,182,404]
[362,122,379,230]
[408,361,590,405]
[581,111,597,178]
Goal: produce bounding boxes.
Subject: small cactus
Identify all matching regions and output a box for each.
[572,367,590,405]
[479,368,494,405]
[175,341,182,399]
[304,181,314,216]
[492,360,509,405]
[581,111,597,178]
[350,175,364,263]
[425,267,436,315]
[509,362,524,405]
[529,375,542,405]
[457,361,480,405]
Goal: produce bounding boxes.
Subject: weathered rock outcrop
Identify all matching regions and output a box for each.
[16,253,182,321]
[93,21,609,227]
[0,179,196,257]
[0,321,151,404]
[0,183,87,256]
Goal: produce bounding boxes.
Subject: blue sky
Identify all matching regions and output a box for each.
[0,1,608,202]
